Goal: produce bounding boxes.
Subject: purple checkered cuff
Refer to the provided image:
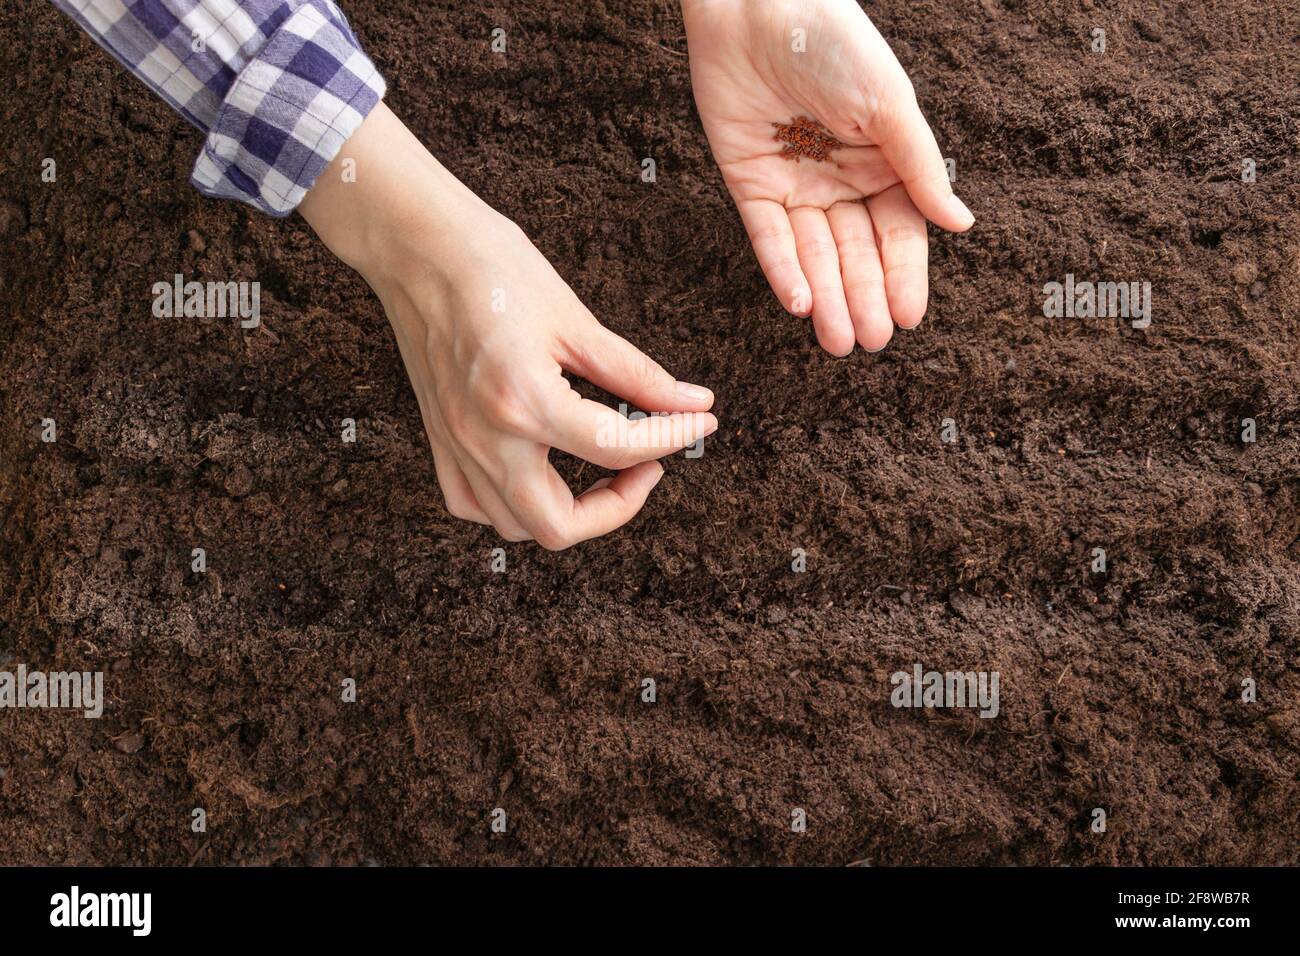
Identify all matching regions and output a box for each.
[50,1,386,216]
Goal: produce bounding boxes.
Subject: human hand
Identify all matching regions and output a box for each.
[682,0,974,355]
[300,104,718,549]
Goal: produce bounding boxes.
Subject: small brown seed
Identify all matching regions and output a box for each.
[772,116,845,164]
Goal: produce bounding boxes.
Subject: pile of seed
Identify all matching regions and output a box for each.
[772,116,845,163]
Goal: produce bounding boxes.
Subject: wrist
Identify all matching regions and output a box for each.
[298,102,506,294]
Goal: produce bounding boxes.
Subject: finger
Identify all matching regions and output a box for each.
[826,200,893,352]
[737,199,812,317]
[457,453,534,542]
[508,459,666,551]
[559,323,715,413]
[873,91,974,232]
[789,206,856,356]
[547,389,717,470]
[430,442,492,525]
[568,460,665,544]
[866,184,929,330]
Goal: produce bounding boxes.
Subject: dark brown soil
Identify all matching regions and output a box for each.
[1,0,1297,866]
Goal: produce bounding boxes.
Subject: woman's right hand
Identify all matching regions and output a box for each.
[300,104,718,549]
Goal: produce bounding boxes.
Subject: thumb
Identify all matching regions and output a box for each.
[560,321,715,413]
[874,93,974,233]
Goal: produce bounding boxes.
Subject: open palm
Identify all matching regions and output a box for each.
[684,0,974,354]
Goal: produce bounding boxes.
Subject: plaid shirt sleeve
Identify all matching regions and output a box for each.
[50,1,386,216]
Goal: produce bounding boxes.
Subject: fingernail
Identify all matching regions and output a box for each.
[702,415,719,437]
[949,194,975,229]
[791,288,812,316]
[650,461,666,486]
[676,381,713,403]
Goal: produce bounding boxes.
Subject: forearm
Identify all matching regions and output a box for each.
[297,102,493,290]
